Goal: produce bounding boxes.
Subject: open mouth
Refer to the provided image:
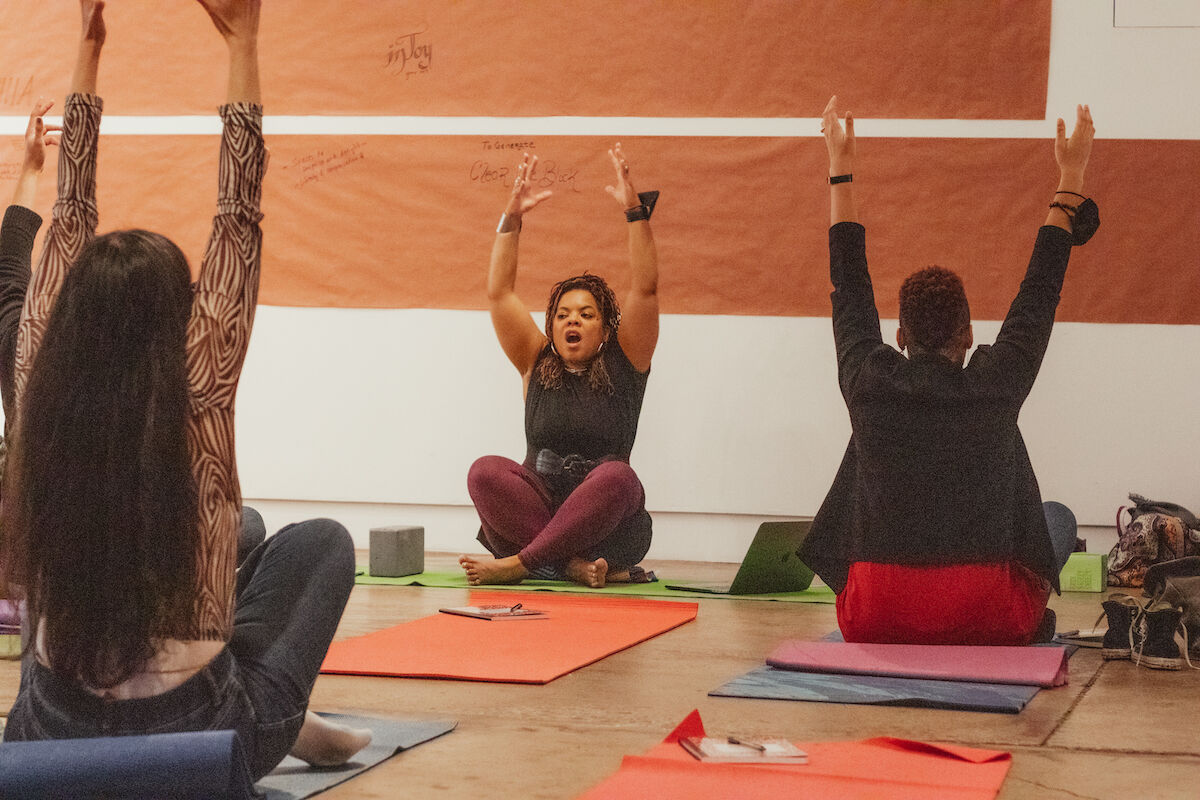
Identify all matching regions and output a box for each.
[565,330,582,344]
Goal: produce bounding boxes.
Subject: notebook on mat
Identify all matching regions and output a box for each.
[665,520,814,595]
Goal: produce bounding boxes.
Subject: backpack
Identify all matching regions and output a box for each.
[1108,494,1200,588]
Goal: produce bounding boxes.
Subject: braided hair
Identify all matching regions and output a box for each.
[536,273,621,392]
[898,266,971,353]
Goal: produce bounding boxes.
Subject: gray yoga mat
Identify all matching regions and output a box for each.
[258,714,457,799]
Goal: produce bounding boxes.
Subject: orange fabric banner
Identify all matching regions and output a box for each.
[0,1,1049,118]
[1,134,1195,324]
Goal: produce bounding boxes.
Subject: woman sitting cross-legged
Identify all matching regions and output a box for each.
[460,146,659,588]
[1,0,368,780]
[798,96,1097,645]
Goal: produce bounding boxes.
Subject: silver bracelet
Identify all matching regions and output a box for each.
[497,212,522,234]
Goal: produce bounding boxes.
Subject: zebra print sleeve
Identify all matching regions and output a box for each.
[186,102,266,639]
[13,93,103,410]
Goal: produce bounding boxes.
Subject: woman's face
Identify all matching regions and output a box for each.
[551,288,607,367]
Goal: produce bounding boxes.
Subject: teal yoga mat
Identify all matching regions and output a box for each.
[354,567,836,603]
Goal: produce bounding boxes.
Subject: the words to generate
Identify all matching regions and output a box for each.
[470,143,580,193]
[283,143,368,190]
[385,30,433,77]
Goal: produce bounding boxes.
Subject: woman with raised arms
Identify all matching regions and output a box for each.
[460,146,659,588]
[2,0,369,779]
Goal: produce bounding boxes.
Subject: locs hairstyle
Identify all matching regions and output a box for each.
[536,273,621,393]
[898,266,971,352]
[2,230,200,689]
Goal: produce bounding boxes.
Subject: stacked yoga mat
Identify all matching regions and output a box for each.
[711,640,1071,714]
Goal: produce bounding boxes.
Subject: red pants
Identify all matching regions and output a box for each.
[836,561,1050,646]
[467,455,648,569]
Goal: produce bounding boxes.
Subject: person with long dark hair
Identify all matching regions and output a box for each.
[1,0,369,779]
[799,96,1096,645]
[459,146,659,587]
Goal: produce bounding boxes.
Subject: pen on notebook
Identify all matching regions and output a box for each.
[510,603,523,612]
[727,737,766,752]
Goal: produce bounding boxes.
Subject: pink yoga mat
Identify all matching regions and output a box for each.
[766,641,1068,688]
[321,591,697,684]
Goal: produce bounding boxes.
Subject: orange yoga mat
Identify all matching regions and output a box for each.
[579,710,1012,800]
[320,591,697,684]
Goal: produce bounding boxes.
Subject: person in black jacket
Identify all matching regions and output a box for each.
[799,95,1096,645]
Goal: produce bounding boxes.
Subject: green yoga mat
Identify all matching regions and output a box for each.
[354,568,835,603]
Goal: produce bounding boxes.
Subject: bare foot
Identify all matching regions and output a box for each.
[290,711,372,768]
[565,557,608,588]
[458,554,528,586]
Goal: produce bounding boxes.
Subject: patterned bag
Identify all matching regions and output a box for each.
[1108,494,1200,588]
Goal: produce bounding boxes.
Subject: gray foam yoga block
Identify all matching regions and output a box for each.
[369,525,425,577]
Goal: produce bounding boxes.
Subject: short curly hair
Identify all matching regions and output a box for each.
[535,273,621,392]
[898,266,970,352]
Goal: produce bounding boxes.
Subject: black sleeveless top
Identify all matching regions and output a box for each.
[524,340,649,466]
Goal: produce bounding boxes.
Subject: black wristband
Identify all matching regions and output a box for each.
[829,173,853,185]
[625,190,659,222]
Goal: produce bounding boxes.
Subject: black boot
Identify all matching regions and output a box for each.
[1100,594,1139,660]
[1131,602,1183,670]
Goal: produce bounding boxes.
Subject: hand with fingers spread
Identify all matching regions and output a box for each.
[22,99,60,177]
[605,143,640,209]
[503,152,554,222]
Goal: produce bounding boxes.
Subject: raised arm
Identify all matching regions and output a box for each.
[1,101,58,423]
[488,152,552,378]
[823,95,857,226]
[606,143,658,373]
[822,96,881,396]
[990,106,1097,395]
[14,1,105,406]
[188,0,266,407]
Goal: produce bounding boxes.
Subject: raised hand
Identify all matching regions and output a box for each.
[503,153,553,218]
[604,143,639,208]
[197,0,261,43]
[22,99,61,175]
[821,95,855,176]
[80,0,106,45]
[1055,104,1094,184]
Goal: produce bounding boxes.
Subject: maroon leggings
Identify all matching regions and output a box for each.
[467,455,647,569]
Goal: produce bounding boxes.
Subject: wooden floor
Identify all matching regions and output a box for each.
[3,552,1199,799]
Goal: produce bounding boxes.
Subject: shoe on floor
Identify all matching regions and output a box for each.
[1131,601,1183,671]
[1101,593,1140,660]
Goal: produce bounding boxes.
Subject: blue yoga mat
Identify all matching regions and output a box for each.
[0,714,456,800]
[0,729,256,799]
[709,665,1040,714]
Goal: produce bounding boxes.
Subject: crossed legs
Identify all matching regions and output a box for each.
[460,456,646,587]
